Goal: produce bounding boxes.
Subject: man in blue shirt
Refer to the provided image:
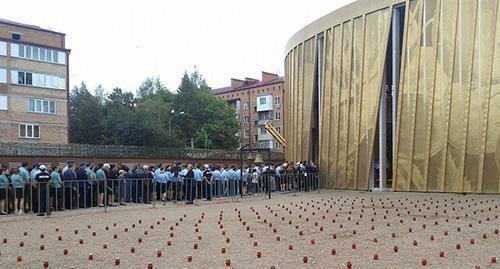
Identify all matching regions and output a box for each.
[95,163,108,207]
[212,166,221,198]
[193,164,203,199]
[19,162,31,212]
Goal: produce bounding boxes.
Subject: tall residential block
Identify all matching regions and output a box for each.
[0,18,69,143]
[212,72,285,151]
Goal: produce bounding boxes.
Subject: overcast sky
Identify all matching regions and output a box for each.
[1,0,354,93]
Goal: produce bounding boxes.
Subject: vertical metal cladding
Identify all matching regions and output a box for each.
[285,0,500,193]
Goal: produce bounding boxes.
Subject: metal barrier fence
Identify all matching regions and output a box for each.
[0,173,319,216]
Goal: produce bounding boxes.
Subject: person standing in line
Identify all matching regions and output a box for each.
[34,165,51,216]
[203,164,213,201]
[0,167,9,215]
[193,164,203,199]
[164,165,173,202]
[95,163,107,207]
[251,168,259,195]
[63,164,78,209]
[85,163,97,207]
[49,165,63,211]
[19,162,31,213]
[211,166,221,198]
[221,166,228,197]
[117,169,127,206]
[62,160,74,174]
[11,168,25,215]
[75,162,88,208]
[185,164,195,204]
[179,164,188,201]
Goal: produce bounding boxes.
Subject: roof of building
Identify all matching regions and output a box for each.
[211,76,284,95]
[0,18,65,35]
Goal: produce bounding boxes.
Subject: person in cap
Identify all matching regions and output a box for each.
[75,161,89,208]
[34,164,51,216]
[62,160,74,174]
[203,164,213,201]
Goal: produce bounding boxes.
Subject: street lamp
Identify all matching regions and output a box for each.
[169,110,185,132]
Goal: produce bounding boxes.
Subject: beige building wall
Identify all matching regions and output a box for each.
[0,19,69,144]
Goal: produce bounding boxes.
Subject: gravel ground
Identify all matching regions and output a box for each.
[0,189,498,269]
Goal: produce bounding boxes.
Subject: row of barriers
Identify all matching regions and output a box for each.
[0,173,319,216]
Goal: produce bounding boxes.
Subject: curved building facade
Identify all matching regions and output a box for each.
[285,0,500,193]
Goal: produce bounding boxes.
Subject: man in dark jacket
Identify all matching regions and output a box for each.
[34,165,51,216]
[75,162,88,208]
[203,165,213,201]
[63,164,78,209]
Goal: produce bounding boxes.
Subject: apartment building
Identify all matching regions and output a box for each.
[212,71,284,151]
[0,18,69,144]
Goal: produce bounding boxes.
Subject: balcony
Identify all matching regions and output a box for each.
[258,131,272,141]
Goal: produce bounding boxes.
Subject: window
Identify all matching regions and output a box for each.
[11,70,65,89]
[259,97,267,105]
[18,71,25,84]
[19,45,25,57]
[0,68,6,83]
[260,127,267,134]
[274,96,281,105]
[19,124,40,139]
[0,41,6,56]
[243,130,249,138]
[0,96,7,111]
[275,142,281,149]
[25,46,31,58]
[258,140,271,149]
[253,106,257,112]
[243,116,249,124]
[25,72,32,85]
[40,48,46,61]
[276,127,281,134]
[275,112,281,120]
[244,101,249,109]
[33,47,39,60]
[29,99,56,114]
[12,33,21,40]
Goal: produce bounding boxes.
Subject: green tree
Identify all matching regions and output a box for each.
[174,69,239,149]
[69,82,105,144]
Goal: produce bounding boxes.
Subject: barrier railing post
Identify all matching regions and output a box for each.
[104,177,107,213]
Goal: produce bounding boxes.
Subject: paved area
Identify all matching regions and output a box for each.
[0,190,498,268]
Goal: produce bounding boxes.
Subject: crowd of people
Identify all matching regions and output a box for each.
[0,160,318,216]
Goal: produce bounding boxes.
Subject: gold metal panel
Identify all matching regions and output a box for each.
[321,29,333,188]
[445,0,477,193]
[411,0,440,191]
[358,8,392,191]
[464,0,497,193]
[395,0,423,191]
[337,21,353,189]
[295,45,302,163]
[330,25,342,189]
[427,0,459,192]
[303,37,316,162]
[346,16,364,189]
[286,53,291,160]
[482,1,500,194]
